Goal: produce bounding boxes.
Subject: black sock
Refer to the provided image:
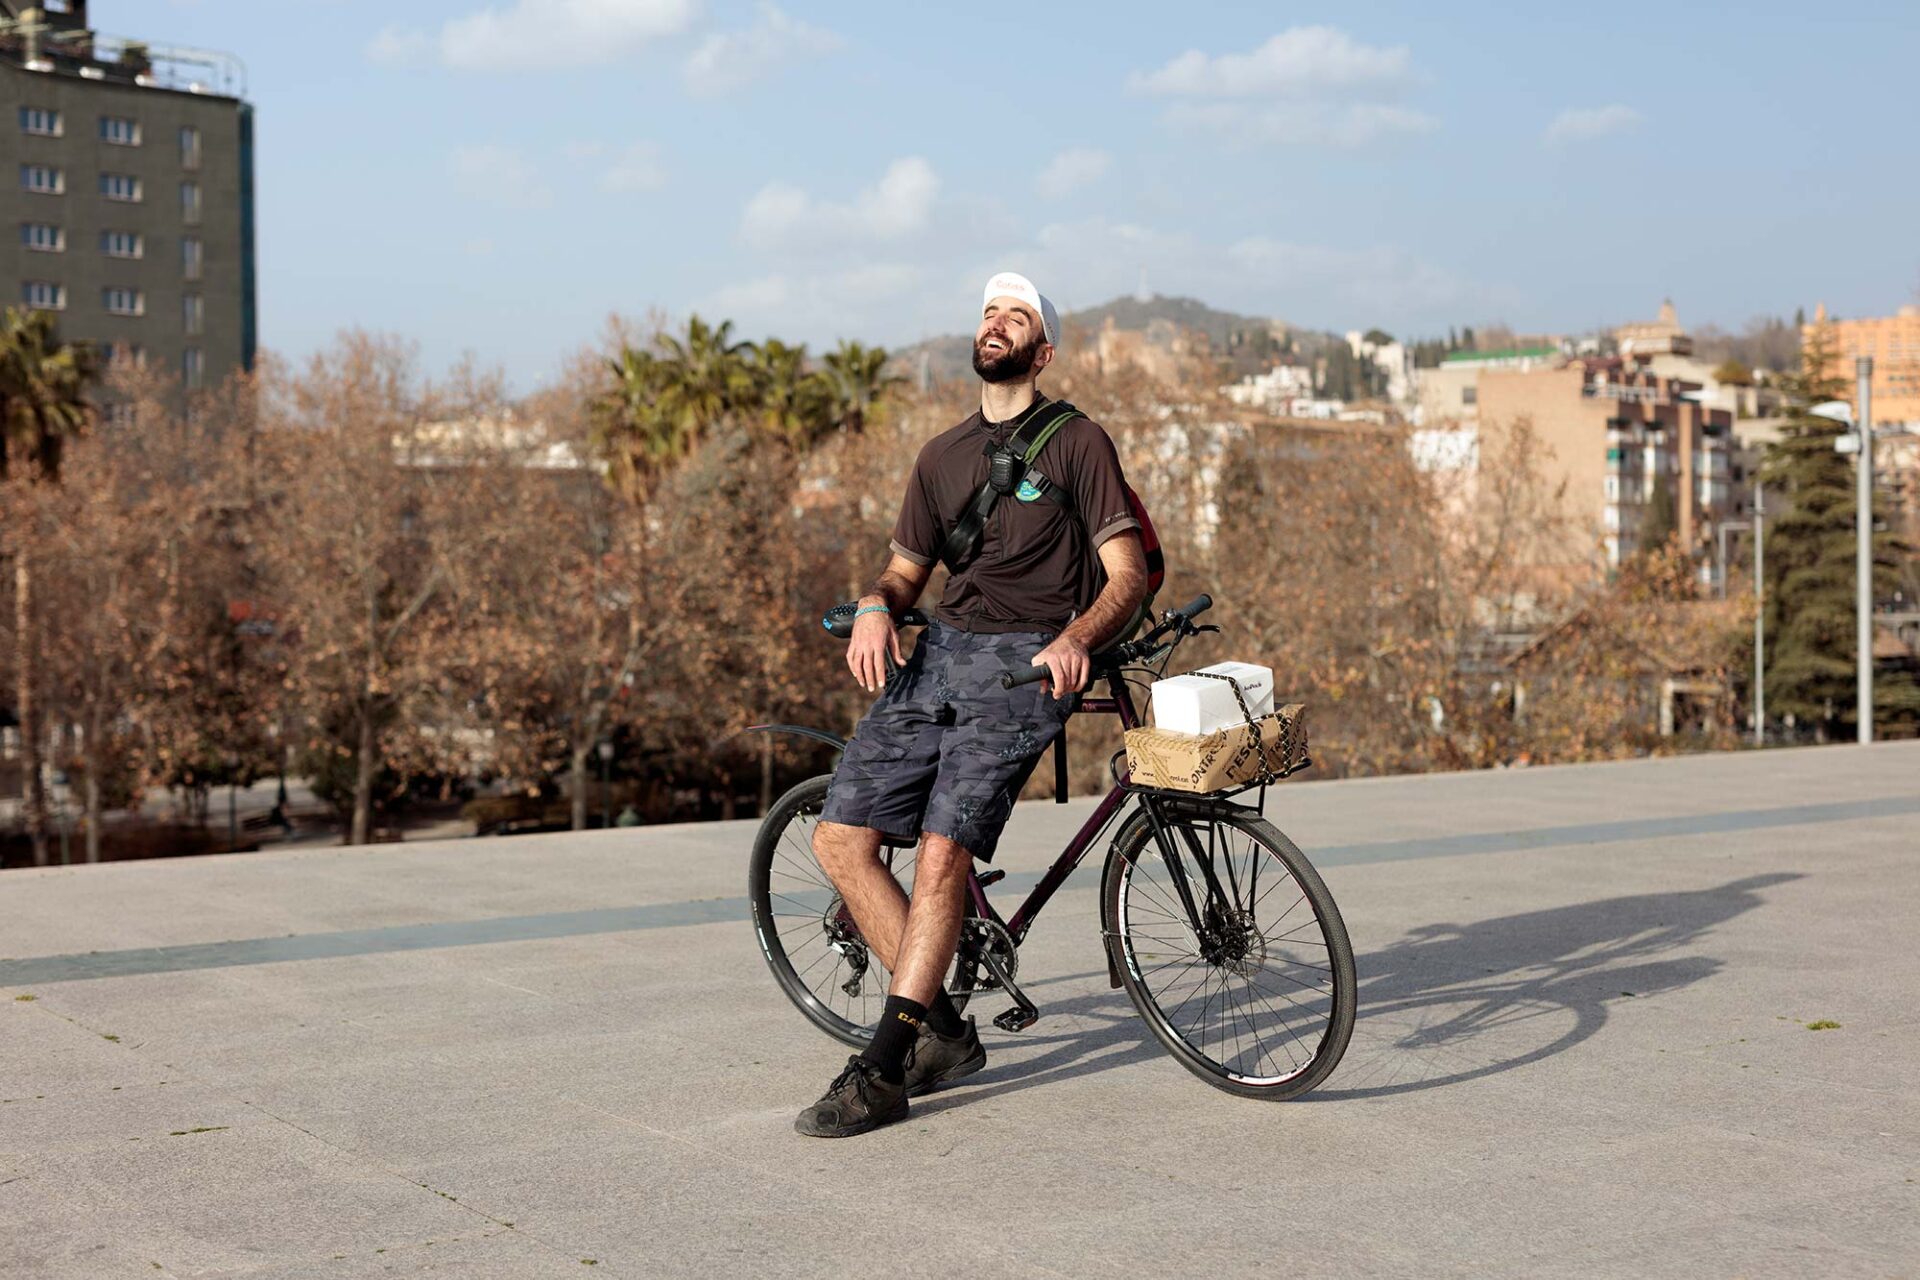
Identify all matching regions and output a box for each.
[924,990,966,1038]
[860,995,927,1084]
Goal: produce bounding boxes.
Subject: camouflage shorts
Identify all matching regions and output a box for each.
[819,621,1075,863]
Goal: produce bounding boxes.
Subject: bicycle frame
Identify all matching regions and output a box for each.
[967,671,1238,977]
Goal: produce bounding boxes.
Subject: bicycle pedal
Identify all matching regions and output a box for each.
[992,1006,1039,1033]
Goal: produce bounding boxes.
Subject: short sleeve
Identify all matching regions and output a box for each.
[1064,419,1141,550]
[888,443,940,566]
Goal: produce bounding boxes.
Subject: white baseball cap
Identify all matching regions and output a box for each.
[982,271,1060,346]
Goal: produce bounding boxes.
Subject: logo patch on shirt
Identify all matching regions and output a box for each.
[1015,473,1048,503]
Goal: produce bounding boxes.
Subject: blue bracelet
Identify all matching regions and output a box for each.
[855,604,891,620]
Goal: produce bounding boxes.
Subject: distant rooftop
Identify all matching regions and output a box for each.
[0,1,246,99]
[1442,347,1561,365]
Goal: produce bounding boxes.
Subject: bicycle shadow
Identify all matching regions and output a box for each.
[924,872,1800,1109]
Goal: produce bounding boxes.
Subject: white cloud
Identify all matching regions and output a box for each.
[464,237,497,257]
[449,144,553,210]
[741,157,940,253]
[1035,148,1111,200]
[706,263,930,339]
[1132,26,1433,150]
[1167,101,1436,148]
[1544,104,1644,145]
[1025,216,1499,330]
[600,142,665,192]
[684,3,841,95]
[1130,26,1413,98]
[563,140,607,162]
[370,0,698,73]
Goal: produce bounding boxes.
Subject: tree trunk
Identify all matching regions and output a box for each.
[350,704,374,845]
[83,702,102,863]
[570,738,591,831]
[15,550,49,867]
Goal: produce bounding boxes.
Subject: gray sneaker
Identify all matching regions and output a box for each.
[794,1056,909,1138]
[902,1017,987,1097]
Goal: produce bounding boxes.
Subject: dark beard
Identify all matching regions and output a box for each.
[972,332,1042,383]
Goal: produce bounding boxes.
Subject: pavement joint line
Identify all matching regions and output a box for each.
[3,792,1916,990]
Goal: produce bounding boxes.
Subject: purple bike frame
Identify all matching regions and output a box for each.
[968,683,1144,943]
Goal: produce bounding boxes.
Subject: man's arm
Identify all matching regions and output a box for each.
[1036,532,1148,695]
[849,554,933,694]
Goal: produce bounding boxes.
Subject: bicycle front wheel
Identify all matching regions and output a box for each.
[1103,803,1355,1099]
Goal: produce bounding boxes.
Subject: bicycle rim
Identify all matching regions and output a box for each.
[748,775,973,1047]
[1106,806,1355,1098]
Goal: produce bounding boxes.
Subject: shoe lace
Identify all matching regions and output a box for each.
[829,1056,877,1102]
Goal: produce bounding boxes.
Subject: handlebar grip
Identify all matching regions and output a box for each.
[822,603,929,639]
[1000,664,1052,690]
[1177,594,1213,621]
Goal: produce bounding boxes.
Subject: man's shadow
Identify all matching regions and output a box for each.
[923,872,1800,1109]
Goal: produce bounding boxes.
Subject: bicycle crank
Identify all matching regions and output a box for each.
[978,946,1039,1032]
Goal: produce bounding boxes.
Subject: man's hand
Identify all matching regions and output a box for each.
[848,604,905,694]
[1031,632,1091,696]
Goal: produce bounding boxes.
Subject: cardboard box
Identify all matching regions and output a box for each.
[1124,703,1309,793]
[1149,662,1276,735]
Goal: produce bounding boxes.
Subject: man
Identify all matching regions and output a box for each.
[796,272,1149,1137]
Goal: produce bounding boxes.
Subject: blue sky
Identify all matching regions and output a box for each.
[141,0,1920,388]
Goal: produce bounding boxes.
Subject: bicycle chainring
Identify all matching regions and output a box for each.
[957,916,1019,990]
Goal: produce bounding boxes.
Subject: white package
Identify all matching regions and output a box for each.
[1150,662,1276,736]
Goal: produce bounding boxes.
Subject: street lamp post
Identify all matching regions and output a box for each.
[596,740,614,830]
[1753,487,1764,747]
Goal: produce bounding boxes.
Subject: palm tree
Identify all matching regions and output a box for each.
[591,347,684,503]
[653,315,756,442]
[746,338,834,451]
[1,306,99,866]
[820,340,905,436]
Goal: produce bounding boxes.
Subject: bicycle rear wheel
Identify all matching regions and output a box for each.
[1103,802,1355,1099]
[748,775,975,1048]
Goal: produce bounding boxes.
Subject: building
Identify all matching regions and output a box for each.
[1614,300,1781,419]
[1344,330,1414,407]
[1478,359,1737,572]
[2,1,254,387]
[1222,361,1314,414]
[1804,302,1920,427]
[1413,346,1561,427]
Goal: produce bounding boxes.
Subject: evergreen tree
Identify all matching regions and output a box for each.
[1759,327,1920,736]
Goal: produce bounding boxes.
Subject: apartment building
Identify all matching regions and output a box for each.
[1804,302,1920,427]
[1413,346,1561,427]
[2,1,254,386]
[1478,359,1737,571]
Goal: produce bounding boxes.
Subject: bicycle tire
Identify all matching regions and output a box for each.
[1103,803,1355,1099]
[748,774,976,1048]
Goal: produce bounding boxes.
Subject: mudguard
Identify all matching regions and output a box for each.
[741,723,848,754]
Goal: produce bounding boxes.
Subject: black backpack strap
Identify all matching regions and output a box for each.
[937,401,1084,573]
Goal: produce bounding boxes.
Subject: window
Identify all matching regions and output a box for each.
[180,180,201,223]
[23,281,67,311]
[1461,385,1478,406]
[183,293,204,335]
[21,164,64,194]
[182,347,204,390]
[20,222,65,252]
[103,287,144,316]
[180,235,202,279]
[18,107,62,137]
[99,115,142,146]
[179,126,201,169]
[100,173,143,202]
[107,342,146,370]
[100,230,143,258]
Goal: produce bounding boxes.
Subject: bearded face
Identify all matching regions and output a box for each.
[972,324,1045,383]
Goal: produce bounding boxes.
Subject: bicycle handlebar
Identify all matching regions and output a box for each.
[999,593,1214,690]
[822,602,931,640]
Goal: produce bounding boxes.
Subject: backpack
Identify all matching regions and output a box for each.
[936,399,1165,598]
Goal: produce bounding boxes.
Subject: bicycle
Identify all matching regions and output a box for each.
[746,595,1356,1099]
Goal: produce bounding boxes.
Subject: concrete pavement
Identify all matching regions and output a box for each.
[2,742,1917,1278]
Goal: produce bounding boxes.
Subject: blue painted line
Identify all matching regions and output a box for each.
[2,794,1912,987]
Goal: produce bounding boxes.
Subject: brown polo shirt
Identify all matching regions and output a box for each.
[889,396,1140,634]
